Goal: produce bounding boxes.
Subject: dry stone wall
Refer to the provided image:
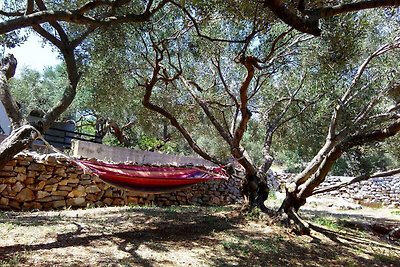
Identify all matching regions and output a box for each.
[277,174,400,208]
[319,176,400,208]
[0,153,243,211]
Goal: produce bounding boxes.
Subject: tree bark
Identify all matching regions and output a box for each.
[0,125,40,168]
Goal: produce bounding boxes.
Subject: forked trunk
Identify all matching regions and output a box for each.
[241,172,270,212]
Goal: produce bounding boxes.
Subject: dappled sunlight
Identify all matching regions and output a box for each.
[0,206,399,266]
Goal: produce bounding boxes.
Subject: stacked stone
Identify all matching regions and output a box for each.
[0,153,244,211]
[316,176,400,208]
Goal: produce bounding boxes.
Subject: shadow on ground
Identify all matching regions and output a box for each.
[0,206,399,266]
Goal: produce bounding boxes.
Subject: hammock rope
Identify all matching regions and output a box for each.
[30,127,229,193]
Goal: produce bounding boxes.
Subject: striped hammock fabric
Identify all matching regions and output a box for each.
[76,160,228,194]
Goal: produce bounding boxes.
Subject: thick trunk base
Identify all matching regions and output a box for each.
[241,173,271,213]
[277,193,310,235]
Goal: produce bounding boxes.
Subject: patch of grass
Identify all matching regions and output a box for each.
[0,255,23,266]
[221,235,283,256]
[1,222,16,231]
[312,217,340,230]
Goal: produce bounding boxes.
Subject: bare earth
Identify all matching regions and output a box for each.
[0,203,399,267]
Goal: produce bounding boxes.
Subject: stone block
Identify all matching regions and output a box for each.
[127,197,139,205]
[86,185,101,194]
[112,198,125,206]
[1,165,14,171]
[0,184,7,193]
[37,196,53,202]
[22,202,42,210]
[36,181,46,190]
[68,177,80,184]
[27,171,37,178]
[53,200,66,208]
[54,167,67,177]
[5,160,17,166]
[27,163,46,171]
[103,198,113,205]
[9,200,20,209]
[44,184,58,192]
[12,182,24,193]
[51,195,65,201]
[24,177,35,185]
[52,191,69,196]
[14,166,26,174]
[58,186,73,191]
[45,155,57,164]
[66,197,86,207]
[58,180,68,186]
[18,160,31,166]
[67,173,78,179]
[0,197,9,206]
[0,171,17,177]
[68,188,86,198]
[38,174,52,180]
[16,188,35,202]
[37,191,51,199]
[79,180,92,185]
[46,178,59,185]
[86,193,101,202]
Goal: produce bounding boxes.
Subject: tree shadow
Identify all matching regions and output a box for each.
[0,207,242,266]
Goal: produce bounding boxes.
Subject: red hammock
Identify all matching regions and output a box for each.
[76,160,228,193]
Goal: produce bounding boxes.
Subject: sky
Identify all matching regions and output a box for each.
[4,34,61,76]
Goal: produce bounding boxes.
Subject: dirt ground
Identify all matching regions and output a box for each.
[0,203,399,267]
